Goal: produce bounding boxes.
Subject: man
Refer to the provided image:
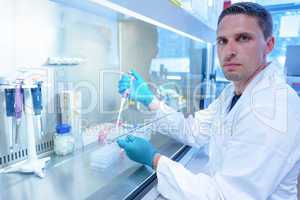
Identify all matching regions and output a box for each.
[117,2,300,199]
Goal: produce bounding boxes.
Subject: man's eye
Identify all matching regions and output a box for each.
[217,39,227,45]
[237,35,250,42]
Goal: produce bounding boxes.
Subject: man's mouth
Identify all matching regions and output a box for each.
[223,63,241,71]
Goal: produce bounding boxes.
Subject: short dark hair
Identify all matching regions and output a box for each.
[218,2,273,39]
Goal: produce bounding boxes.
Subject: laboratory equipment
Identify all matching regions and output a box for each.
[58,90,82,150]
[54,124,74,156]
[90,143,122,171]
[286,45,300,76]
[84,120,154,146]
[31,81,44,139]
[115,72,135,133]
[2,83,50,178]
[158,86,184,109]
[4,87,15,151]
[108,112,174,144]
[115,97,126,134]
[47,56,85,65]
[14,82,23,145]
[286,45,300,96]
[59,90,73,124]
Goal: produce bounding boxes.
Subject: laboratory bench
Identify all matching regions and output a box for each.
[0,133,190,200]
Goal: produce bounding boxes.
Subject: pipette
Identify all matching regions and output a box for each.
[115,72,135,133]
[109,112,175,144]
[14,83,23,145]
[3,84,50,178]
[116,97,126,129]
[31,81,43,139]
[4,88,15,151]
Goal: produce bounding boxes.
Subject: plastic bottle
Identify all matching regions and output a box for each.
[54,124,74,156]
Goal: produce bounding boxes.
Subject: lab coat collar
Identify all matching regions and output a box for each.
[222,61,284,122]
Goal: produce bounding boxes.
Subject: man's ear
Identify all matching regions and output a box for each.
[265,36,275,55]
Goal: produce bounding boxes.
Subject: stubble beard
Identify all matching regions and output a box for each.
[223,70,243,82]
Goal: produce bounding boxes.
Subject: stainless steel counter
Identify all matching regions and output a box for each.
[0,133,187,200]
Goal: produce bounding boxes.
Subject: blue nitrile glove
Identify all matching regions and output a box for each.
[118,69,154,106]
[117,135,157,168]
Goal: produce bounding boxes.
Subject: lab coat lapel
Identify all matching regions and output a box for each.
[208,61,284,175]
[222,61,283,135]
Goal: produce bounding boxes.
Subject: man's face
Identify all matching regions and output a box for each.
[217,14,274,83]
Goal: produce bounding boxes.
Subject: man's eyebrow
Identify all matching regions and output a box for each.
[235,32,254,37]
[216,36,227,40]
[216,32,254,39]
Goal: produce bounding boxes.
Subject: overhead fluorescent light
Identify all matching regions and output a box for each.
[90,0,205,43]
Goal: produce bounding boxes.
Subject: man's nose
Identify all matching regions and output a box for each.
[224,40,237,60]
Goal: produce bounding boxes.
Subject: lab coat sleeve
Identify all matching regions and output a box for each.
[152,99,219,148]
[157,156,224,200]
[156,104,300,200]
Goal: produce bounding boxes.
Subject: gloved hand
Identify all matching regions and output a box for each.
[117,135,157,168]
[118,69,154,106]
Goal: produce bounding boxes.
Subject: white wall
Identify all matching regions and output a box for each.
[0,0,61,78]
[0,0,16,77]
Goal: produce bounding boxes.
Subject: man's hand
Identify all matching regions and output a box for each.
[118,69,154,107]
[117,135,157,168]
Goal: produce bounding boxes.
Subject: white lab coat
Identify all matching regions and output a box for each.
[153,61,300,200]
